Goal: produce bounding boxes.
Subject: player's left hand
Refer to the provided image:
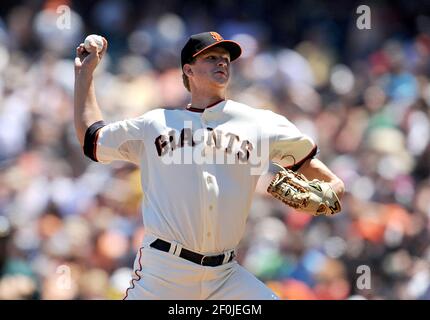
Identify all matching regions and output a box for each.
[267,163,342,216]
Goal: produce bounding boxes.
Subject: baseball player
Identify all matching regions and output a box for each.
[74,31,345,299]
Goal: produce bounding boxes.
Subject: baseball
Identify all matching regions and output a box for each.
[84,34,104,53]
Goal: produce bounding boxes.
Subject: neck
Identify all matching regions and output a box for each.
[189,90,226,110]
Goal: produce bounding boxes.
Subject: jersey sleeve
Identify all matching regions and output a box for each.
[95,116,146,165]
[267,111,317,170]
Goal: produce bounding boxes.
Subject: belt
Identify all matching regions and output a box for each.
[149,238,235,267]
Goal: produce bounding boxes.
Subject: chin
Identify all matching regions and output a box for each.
[213,82,228,90]
[213,77,229,87]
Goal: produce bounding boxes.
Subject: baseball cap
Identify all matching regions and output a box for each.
[181,31,242,68]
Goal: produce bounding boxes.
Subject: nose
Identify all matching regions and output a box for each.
[217,58,228,67]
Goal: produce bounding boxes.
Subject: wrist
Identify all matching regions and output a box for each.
[76,70,94,82]
[330,179,345,199]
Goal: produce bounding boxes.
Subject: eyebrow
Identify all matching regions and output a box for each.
[202,52,230,59]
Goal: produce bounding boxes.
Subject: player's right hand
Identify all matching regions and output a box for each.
[74,37,107,76]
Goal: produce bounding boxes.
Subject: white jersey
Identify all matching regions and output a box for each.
[96,99,316,254]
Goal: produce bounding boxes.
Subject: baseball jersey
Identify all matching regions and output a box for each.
[94,99,316,254]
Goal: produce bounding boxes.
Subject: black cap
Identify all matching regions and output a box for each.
[181,31,242,68]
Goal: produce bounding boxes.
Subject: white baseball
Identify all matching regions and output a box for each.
[84,34,104,53]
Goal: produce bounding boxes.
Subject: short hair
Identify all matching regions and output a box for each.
[182,57,196,92]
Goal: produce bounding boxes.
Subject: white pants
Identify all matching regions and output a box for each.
[124,235,278,300]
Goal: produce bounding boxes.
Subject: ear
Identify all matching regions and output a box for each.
[183,64,193,77]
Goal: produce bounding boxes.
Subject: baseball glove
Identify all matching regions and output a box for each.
[267,163,341,216]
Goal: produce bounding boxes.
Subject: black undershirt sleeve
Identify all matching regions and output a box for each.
[83,120,106,162]
[288,145,318,171]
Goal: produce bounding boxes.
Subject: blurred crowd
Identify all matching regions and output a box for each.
[1,0,430,299]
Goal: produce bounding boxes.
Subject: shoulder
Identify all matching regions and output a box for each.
[226,100,288,122]
[138,107,182,122]
[226,100,258,112]
[140,108,167,120]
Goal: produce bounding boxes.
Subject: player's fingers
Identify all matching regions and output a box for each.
[76,44,87,59]
[74,57,82,71]
[86,40,98,53]
[99,37,108,58]
[82,41,99,65]
[76,47,83,63]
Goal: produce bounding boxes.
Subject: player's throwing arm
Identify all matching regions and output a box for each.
[73,34,108,147]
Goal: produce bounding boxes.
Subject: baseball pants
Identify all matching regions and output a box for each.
[124,234,279,300]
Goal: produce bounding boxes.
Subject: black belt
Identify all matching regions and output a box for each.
[150,238,235,267]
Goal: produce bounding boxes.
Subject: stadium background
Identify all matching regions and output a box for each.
[1,0,430,299]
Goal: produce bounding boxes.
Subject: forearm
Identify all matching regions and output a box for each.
[297,158,345,198]
[74,72,103,146]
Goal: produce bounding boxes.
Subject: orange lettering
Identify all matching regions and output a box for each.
[210,32,223,42]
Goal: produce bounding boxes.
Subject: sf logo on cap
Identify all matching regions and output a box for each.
[210,32,223,42]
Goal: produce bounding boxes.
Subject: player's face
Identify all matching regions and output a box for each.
[189,47,231,89]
